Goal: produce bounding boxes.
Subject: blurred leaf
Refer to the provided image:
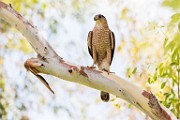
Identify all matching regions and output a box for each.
[164,33,180,54]
[5,39,32,53]
[6,39,16,49]
[19,39,33,54]
[166,103,171,108]
[0,58,3,65]
[161,82,166,89]
[128,104,132,108]
[163,38,168,47]
[148,77,151,84]
[164,92,171,98]
[49,20,58,33]
[164,39,175,54]
[162,0,180,10]
[168,13,180,30]
[176,103,180,116]
[117,39,126,52]
[171,88,176,96]
[0,20,10,33]
[164,86,171,93]
[173,33,180,48]
[42,3,47,10]
[171,108,175,114]
[0,78,5,91]
[120,7,129,19]
[53,106,59,114]
[110,98,115,102]
[170,62,178,66]
[114,103,121,109]
[132,67,137,74]
[153,72,157,81]
[171,48,179,64]
[126,67,131,78]
[0,93,8,119]
[171,13,180,24]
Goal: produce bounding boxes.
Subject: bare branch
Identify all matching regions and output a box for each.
[0,1,177,120]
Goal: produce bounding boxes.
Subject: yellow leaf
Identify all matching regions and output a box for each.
[117,39,126,52]
[0,58,3,65]
[18,39,33,54]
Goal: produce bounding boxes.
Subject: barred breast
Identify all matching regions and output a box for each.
[92,27,111,65]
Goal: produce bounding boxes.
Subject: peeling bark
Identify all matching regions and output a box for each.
[142,91,172,120]
[0,1,177,120]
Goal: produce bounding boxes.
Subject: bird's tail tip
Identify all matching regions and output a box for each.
[100,91,110,102]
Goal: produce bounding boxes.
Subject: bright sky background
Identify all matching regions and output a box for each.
[1,0,174,119]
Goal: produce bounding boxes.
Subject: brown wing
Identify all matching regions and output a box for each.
[109,31,115,65]
[87,31,93,58]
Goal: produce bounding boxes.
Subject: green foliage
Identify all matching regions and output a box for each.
[161,81,166,89]
[0,20,10,33]
[148,13,180,118]
[0,93,8,120]
[132,67,137,74]
[126,67,137,78]
[2,0,38,12]
[164,34,180,54]
[170,13,180,24]
[162,0,180,10]
[114,103,121,109]
[128,104,132,108]
[0,68,8,120]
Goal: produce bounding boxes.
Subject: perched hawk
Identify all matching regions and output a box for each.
[87,14,115,102]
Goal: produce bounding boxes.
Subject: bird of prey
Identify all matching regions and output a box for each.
[87,14,115,102]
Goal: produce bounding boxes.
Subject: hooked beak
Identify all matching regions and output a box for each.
[94,15,99,21]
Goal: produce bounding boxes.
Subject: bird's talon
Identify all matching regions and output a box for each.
[102,69,115,75]
[102,68,109,72]
[87,64,96,69]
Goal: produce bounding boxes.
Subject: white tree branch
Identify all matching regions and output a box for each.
[0,2,177,120]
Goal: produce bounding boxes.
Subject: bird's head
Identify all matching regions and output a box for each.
[94,14,108,27]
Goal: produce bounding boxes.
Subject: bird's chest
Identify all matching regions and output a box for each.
[92,28,110,53]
